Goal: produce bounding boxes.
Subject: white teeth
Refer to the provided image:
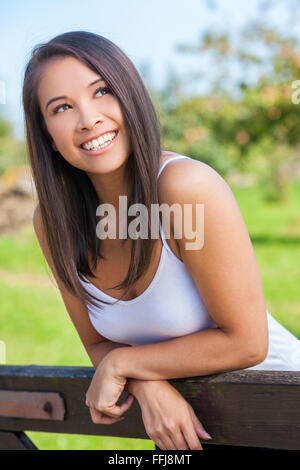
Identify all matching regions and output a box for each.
[82,131,117,150]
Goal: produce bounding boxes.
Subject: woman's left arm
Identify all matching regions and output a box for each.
[86,161,269,415]
[109,160,269,381]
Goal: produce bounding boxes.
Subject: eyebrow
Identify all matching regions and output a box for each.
[45,77,104,112]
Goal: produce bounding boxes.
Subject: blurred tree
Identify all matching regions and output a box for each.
[156,1,300,201]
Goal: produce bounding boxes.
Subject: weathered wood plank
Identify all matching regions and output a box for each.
[0,365,143,439]
[0,390,65,420]
[0,365,299,449]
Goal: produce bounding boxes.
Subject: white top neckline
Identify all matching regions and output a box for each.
[81,155,191,305]
[81,221,167,305]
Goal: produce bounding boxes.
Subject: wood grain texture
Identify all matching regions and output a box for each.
[0,365,299,450]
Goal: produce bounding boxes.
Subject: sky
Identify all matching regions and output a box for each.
[0,0,296,140]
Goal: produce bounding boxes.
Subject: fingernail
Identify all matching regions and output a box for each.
[201,431,212,440]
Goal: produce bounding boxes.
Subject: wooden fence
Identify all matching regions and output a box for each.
[0,365,299,450]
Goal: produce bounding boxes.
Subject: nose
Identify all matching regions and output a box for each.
[76,109,104,131]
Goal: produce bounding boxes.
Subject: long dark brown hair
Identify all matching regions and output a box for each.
[22,30,162,309]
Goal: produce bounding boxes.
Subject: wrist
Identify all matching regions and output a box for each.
[125,378,144,395]
[126,378,167,398]
[107,346,130,378]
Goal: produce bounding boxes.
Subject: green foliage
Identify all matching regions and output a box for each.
[157,22,300,202]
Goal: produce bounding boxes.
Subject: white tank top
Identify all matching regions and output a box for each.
[79,155,300,371]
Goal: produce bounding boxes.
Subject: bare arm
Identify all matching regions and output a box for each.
[86,340,142,395]
[108,160,269,381]
[32,203,156,396]
[111,327,263,381]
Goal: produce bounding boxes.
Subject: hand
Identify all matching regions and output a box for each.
[85,354,135,422]
[87,396,135,426]
[131,379,212,450]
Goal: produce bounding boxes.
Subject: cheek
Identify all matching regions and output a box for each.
[110,99,125,125]
[48,119,73,147]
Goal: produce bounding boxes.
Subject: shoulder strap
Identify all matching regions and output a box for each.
[157,156,191,180]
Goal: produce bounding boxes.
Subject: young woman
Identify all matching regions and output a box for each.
[23,30,300,451]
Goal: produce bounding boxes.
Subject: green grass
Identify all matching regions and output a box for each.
[231,181,300,338]
[0,279,155,450]
[1,180,300,449]
[0,225,46,273]
[25,432,154,450]
[0,228,155,450]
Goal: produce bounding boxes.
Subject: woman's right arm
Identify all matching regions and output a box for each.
[32,204,139,375]
[32,204,211,449]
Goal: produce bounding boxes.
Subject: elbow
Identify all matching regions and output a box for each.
[242,338,269,368]
[245,347,268,368]
[228,328,269,369]
[228,316,269,369]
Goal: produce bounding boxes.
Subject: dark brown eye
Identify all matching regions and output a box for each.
[53,104,70,114]
[95,87,110,97]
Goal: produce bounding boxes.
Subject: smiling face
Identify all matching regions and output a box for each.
[37,56,132,174]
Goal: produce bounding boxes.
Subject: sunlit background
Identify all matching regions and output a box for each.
[0,0,300,450]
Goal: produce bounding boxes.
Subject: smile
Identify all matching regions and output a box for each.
[80,130,118,151]
[79,130,119,156]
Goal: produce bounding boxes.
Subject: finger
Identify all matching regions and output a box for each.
[153,430,177,450]
[94,394,135,419]
[190,412,212,441]
[182,424,203,451]
[154,437,166,450]
[168,430,190,450]
[152,435,176,450]
[90,407,118,424]
[89,407,124,425]
[161,434,177,450]
[117,393,135,414]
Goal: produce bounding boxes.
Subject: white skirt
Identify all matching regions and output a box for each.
[247,311,300,371]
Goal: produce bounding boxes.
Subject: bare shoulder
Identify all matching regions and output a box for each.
[157,151,236,236]
[158,153,268,364]
[157,154,249,253]
[158,152,228,201]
